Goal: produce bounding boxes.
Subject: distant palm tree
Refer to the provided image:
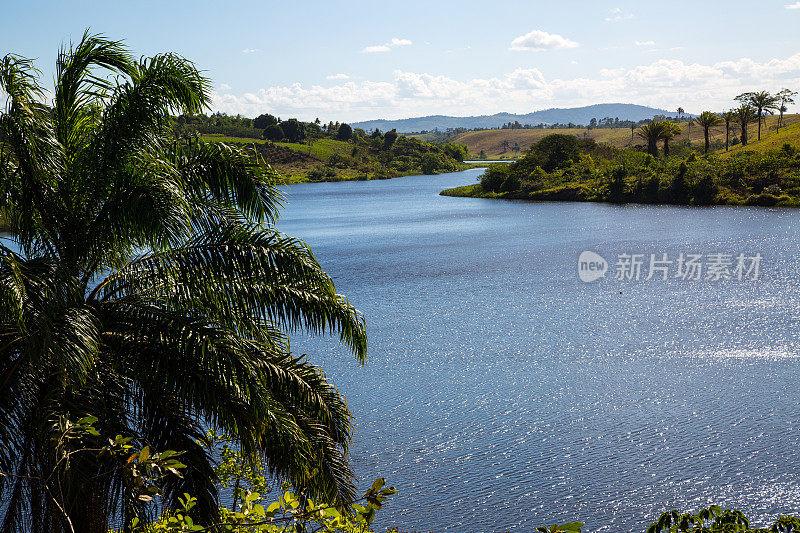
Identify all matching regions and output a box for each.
[0,32,367,532]
[733,104,757,146]
[677,107,685,119]
[637,121,669,157]
[661,122,682,157]
[694,111,721,154]
[776,89,797,132]
[736,91,779,141]
[721,110,736,151]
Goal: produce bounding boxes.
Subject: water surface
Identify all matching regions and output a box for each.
[278,169,800,532]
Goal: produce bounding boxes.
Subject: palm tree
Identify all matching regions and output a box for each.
[661,122,682,157]
[735,91,779,141]
[637,121,669,157]
[733,104,757,146]
[694,111,721,154]
[776,89,797,132]
[0,32,367,533]
[721,110,736,151]
[677,107,684,119]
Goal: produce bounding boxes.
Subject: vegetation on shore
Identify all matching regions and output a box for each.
[443,91,800,207]
[177,113,469,183]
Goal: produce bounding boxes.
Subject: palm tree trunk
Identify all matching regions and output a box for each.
[757,109,762,141]
[704,127,710,154]
[725,126,730,151]
[664,138,670,157]
[741,122,748,146]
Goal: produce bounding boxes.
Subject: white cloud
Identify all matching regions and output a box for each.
[326,73,350,80]
[210,51,800,121]
[361,45,391,53]
[635,40,656,47]
[509,30,579,51]
[786,2,800,8]
[242,48,261,54]
[606,7,634,22]
[361,37,413,53]
[219,83,232,90]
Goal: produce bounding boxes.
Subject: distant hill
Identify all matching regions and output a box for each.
[352,104,687,133]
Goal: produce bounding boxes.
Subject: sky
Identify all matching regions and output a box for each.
[3,0,800,122]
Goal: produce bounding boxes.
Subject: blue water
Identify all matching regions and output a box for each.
[277,169,800,533]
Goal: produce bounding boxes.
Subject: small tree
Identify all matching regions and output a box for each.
[637,121,668,157]
[336,122,353,141]
[662,122,682,157]
[721,110,736,151]
[253,113,278,129]
[736,91,779,141]
[733,104,756,146]
[263,124,285,141]
[383,129,398,149]
[694,111,721,154]
[776,88,797,131]
[281,118,305,142]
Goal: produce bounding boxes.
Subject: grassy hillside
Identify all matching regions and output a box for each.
[724,120,800,155]
[200,134,466,183]
[455,114,800,159]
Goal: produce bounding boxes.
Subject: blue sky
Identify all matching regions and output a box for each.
[3,1,800,121]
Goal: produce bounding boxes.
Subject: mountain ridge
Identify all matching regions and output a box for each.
[352,104,688,133]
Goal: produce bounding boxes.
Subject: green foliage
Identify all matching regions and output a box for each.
[443,142,468,162]
[254,113,279,129]
[336,123,353,141]
[116,429,396,533]
[263,124,285,141]
[522,134,583,172]
[281,118,305,142]
[383,129,398,149]
[481,165,510,192]
[452,136,800,207]
[0,32,368,531]
[606,166,627,203]
[536,522,584,533]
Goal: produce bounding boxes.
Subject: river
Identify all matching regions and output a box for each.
[277,169,800,532]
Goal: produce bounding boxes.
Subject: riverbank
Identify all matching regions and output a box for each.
[200,134,469,184]
[441,134,800,207]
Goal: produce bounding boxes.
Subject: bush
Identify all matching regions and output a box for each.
[746,193,780,206]
[263,124,285,141]
[606,166,627,203]
[523,134,582,173]
[481,167,508,192]
[692,176,718,205]
[421,153,442,174]
[336,123,352,141]
[499,174,521,192]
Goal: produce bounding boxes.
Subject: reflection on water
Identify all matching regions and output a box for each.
[277,170,800,532]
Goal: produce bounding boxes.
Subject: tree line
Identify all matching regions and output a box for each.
[638,89,797,157]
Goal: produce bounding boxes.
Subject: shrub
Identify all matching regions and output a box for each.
[263,124,285,141]
[692,176,718,205]
[481,167,509,192]
[499,174,521,192]
[746,193,780,206]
